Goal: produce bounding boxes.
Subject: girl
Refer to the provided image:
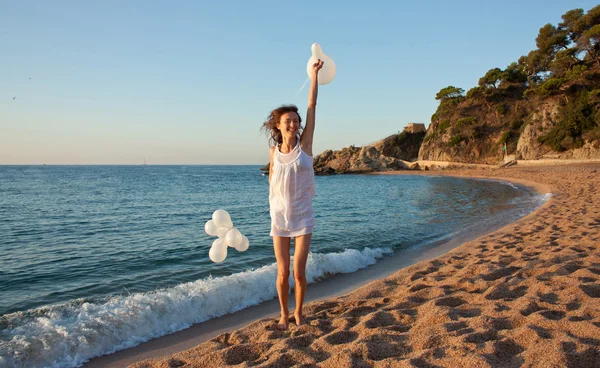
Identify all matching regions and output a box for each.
[262,59,324,329]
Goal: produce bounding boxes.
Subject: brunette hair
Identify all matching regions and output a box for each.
[261,104,303,146]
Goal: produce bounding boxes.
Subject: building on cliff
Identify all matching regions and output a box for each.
[404,123,426,134]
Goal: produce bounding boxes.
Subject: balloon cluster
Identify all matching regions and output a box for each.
[204,209,249,263]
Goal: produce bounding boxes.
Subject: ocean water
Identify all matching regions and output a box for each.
[0,165,549,367]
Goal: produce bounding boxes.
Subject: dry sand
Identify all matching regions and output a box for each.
[130,164,600,368]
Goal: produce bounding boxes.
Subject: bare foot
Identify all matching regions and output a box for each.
[294,312,305,326]
[275,315,289,330]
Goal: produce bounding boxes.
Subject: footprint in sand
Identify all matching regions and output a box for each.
[464,330,497,344]
[537,292,559,304]
[221,344,263,365]
[285,334,314,349]
[580,284,600,298]
[578,276,597,283]
[566,299,581,311]
[588,267,600,275]
[164,358,186,367]
[568,315,592,322]
[539,310,566,321]
[529,325,553,339]
[495,303,510,312]
[324,330,358,345]
[449,307,481,319]
[521,301,543,316]
[409,284,431,292]
[445,321,468,332]
[485,284,528,301]
[342,305,378,318]
[490,317,513,330]
[358,335,409,361]
[409,357,444,367]
[483,338,524,366]
[311,301,340,314]
[364,311,397,328]
[434,296,467,308]
[481,266,521,281]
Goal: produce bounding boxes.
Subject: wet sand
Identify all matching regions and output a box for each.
[102,164,600,367]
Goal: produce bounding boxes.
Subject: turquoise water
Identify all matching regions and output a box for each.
[0,165,548,367]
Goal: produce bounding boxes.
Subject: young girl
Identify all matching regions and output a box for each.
[261,59,324,329]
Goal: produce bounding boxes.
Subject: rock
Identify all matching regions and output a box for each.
[569,140,600,159]
[312,132,424,175]
[516,102,559,160]
[500,159,517,168]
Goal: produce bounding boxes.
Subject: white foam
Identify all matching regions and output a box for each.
[0,247,391,368]
[474,177,523,191]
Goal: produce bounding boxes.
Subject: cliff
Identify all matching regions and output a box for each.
[419,82,600,164]
[312,131,425,175]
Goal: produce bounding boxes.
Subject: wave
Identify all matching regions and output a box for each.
[0,247,391,368]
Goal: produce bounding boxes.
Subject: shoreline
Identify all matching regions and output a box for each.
[127,163,599,367]
[85,170,553,368]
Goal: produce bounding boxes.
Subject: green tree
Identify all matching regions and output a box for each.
[559,8,585,44]
[574,6,600,66]
[532,24,569,76]
[466,86,484,99]
[479,68,504,89]
[581,24,600,66]
[518,50,545,85]
[550,48,580,77]
[536,23,568,54]
[435,86,465,101]
[503,62,527,84]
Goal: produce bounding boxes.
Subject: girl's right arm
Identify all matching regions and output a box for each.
[268,146,275,184]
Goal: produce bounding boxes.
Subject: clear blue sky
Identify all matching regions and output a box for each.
[1,0,597,164]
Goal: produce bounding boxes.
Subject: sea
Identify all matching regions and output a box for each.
[0,165,550,368]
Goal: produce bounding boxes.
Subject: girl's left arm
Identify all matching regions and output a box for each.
[300,60,323,157]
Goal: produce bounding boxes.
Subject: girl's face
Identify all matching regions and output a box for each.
[277,112,300,141]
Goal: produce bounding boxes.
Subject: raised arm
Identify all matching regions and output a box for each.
[300,60,324,157]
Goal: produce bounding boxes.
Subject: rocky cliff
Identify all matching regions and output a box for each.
[313,131,425,175]
[516,99,600,160]
[419,68,600,164]
[419,93,600,164]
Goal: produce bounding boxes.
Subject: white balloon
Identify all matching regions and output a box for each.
[204,220,219,236]
[225,227,243,248]
[236,235,249,252]
[306,43,336,85]
[209,238,227,263]
[216,226,229,238]
[212,209,233,229]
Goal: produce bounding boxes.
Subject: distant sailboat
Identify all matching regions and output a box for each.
[143,158,148,166]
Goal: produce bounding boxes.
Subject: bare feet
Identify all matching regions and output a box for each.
[294,312,305,326]
[275,315,289,330]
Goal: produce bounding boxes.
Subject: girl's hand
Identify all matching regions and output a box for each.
[311,59,324,77]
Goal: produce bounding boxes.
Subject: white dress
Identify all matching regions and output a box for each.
[269,140,316,237]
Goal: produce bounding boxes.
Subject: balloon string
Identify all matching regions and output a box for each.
[294,77,310,96]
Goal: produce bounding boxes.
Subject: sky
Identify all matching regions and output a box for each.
[1,0,598,165]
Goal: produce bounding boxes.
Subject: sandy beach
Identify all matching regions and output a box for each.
[125,164,599,367]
